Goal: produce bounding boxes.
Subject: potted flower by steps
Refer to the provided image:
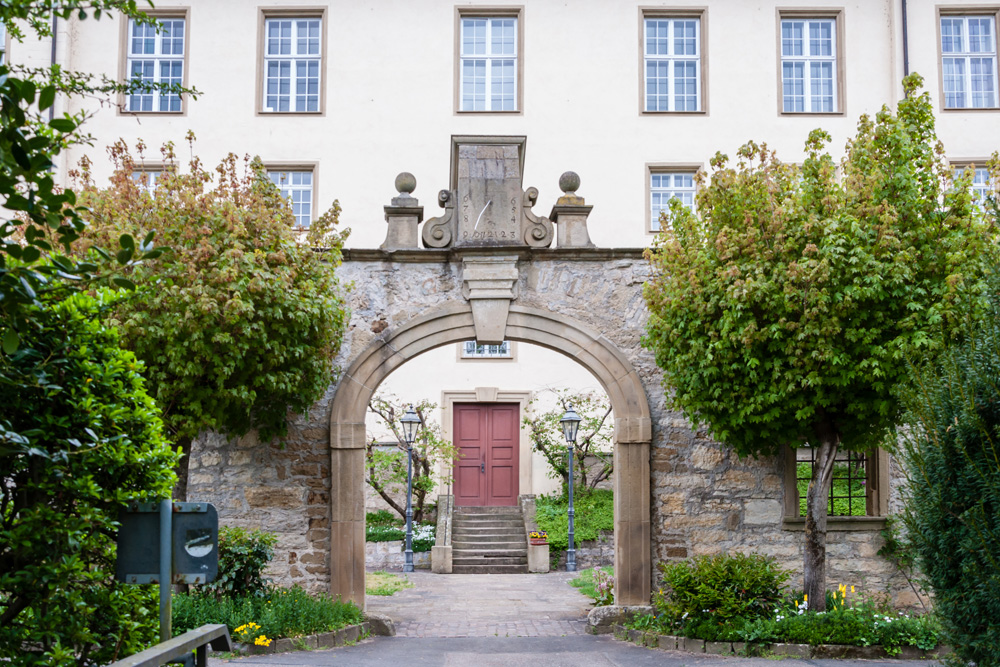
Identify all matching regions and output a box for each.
[529,530,548,546]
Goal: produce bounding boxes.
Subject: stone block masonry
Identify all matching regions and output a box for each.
[188,249,914,606]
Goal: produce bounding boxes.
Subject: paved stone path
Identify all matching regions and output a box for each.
[364,570,591,637]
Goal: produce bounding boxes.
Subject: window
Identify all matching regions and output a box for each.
[783,446,890,527]
[779,17,838,113]
[0,21,7,65]
[262,17,322,113]
[970,166,993,204]
[643,16,702,112]
[649,170,696,232]
[458,14,519,112]
[132,169,163,193]
[940,15,998,109]
[460,340,513,359]
[125,16,186,112]
[268,170,314,228]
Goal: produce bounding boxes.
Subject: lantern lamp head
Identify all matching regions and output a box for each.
[400,405,421,445]
[560,405,582,445]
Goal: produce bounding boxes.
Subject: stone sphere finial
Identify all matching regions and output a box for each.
[395,172,417,195]
[559,171,581,195]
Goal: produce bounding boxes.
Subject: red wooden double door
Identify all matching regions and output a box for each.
[453,403,520,506]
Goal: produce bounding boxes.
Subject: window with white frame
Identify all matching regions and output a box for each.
[268,170,314,228]
[132,169,163,193]
[0,22,7,65]
[650,172,696,232]
[459,16,517,112]
[968,166,993,205]
[461,340,512,359]
[780,18,838,113]
[941,15,998,109]
[263,17,322,113]
[644,17,702,112]
[126,17,185,112]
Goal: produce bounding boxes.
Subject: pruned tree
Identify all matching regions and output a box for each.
[71,137,349,500]
[524,389,613,492]
[642,74,995,610]
[365,395,455,524]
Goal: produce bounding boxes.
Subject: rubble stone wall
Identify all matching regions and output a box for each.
[187,249,917,605]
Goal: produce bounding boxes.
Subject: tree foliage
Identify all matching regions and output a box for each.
[0,292,179,666]
[897,269,1000,661]
[366,395,455,524]
[642,74,995,609]
[72,138,350,498]
[523,389,613,491]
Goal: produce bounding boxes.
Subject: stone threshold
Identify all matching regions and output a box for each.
[612,624,952,660]
[222,613,396,656]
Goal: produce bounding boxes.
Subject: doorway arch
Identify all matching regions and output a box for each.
[328,302,652,608]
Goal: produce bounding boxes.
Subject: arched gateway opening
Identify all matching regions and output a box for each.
[328,303,652,609]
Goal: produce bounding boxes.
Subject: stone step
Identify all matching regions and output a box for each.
[454,506,522,515]
[452,547,527,557]
[451,564,529,574]
[452,519,524,529]
[452,556,527,566]
[452,535,526,545]
[452,525,524,534]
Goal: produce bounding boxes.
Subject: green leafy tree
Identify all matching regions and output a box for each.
[0,291,179,666]
[523,389,613,492]
[72,138,350,499]
[366,395,455,524]
[642,74,995,610]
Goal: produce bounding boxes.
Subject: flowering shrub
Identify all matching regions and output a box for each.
[592,568,615,607]
[234,622,271,647]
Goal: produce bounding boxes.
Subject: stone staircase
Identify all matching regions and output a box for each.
[451,505,528,574]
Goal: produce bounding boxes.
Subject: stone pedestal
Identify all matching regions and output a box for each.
[380,172,423,250]
[549,172,595,248]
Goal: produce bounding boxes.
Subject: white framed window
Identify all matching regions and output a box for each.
[0,22,7,65]
[263,17,322,113]
[643,17,702,112]
[459,16,518,112]
[780,18,838,113]
[268,170,314,228]
[126,17,185,112]
[941,15,998,109]
[650,171,696,232]
[132,169,163,193]
[461,340,512,359]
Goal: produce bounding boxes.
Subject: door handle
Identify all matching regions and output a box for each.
[480,462,485,474]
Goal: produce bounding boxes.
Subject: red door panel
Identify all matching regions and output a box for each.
[453,403,519,506]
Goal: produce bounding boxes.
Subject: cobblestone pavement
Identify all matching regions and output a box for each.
[364,570,591,637]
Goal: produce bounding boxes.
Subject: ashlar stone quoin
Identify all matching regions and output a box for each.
[188,136,913,611]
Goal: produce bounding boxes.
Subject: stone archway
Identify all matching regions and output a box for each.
[328,303,651,609]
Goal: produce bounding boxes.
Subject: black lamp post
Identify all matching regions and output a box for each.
[560,405,582,572]
[400,405,421,573]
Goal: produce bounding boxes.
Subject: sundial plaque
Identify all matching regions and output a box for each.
[454,138,525,247]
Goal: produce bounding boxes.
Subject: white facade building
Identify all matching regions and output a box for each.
[7,1,997,500]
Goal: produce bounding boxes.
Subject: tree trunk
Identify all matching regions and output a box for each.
[172,435,193,502]
[803,420,839,611]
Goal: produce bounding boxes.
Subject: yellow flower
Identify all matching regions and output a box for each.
[851,585,855,593]
[803,594,808,601]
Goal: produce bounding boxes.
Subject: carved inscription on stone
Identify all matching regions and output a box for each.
[456,144,522,247]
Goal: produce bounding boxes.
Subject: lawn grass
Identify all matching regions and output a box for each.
[570,566,613,602]
[366,571,414,596]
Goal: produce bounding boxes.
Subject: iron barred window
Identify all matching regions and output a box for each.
[795,447,868,517]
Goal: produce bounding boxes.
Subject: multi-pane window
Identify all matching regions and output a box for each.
[461,341,512,359]
[941,16,998,109]
[780,18,837,113]
[126,18,185,112]
[967,166,994,206]
[263,18,322,113]
[650,172,696,231]
[268,170,314,228]
[132,169,163,193]
[0,22,7,65]
[644,18,701,112]
[795,448,869,517]
[459,17,517,112]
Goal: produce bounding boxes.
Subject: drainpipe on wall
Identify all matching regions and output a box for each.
[49,15,57,122]
[901,0,910,82]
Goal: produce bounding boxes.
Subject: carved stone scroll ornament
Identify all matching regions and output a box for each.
[421,189,456,249]
[521,187,554,248]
